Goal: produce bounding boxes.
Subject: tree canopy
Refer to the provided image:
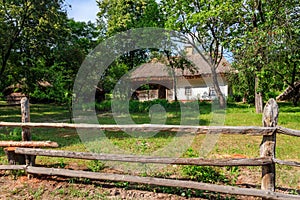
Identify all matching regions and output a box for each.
[0,0,298,107]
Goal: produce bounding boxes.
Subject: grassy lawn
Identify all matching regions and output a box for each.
[0,100,299,192]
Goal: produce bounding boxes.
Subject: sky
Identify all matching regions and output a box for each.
[66,0,98,22]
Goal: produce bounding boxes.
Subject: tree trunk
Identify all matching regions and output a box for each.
[255,77,263,113]
[211,67,226,109]
[292,84,300,106]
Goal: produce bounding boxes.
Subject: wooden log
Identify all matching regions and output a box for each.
[0,122,277,136]
[15,148,273,166]
[273,159,300,167]
[0,165,27,170]
[277,127,300,137]
[25,166,300,200]
[260,98,278,192]
[0,141,59,147]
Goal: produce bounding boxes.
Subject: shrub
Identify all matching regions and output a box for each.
[87,160,106,172]
[181,148,229,184]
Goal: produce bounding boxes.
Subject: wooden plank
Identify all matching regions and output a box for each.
[260,98,278,192]
[25,166,300,200]
[273,159,300,167]
[0,165,26,170]
[277,127,300,137]
[0,122,277,135]
[15,148,273,166]
[0,141,58,147]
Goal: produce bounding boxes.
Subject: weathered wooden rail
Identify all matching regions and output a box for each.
[0,122,299,136]
[0,98,299,199]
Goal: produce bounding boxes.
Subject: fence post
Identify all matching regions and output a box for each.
[21,97,35,165]
[21,97,31,140]
[260,98,278,192]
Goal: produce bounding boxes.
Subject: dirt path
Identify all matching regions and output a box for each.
[0,172,207,200]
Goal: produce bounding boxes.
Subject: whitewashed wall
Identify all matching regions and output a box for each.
[174,77,228,101]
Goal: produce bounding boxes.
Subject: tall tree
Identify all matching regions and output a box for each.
[97,0,164,36]
[230,0,300,109]
[30,19,101,118]
[270,0,300,106]
[161,0,240,108]
[97,0,164,93]
[0,0,68,92]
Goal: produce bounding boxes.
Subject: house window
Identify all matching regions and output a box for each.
[185,86,192,96]
[209,87,216,96]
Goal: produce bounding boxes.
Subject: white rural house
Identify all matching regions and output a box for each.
[130,48,231,101]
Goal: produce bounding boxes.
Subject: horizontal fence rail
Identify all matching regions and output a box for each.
[1,122,300,136]
[0,165,298,200]
[273,159,300,168]
[0,141,58,148]
[15,148,273,166]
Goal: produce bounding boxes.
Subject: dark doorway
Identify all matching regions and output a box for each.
[158,85,166,99]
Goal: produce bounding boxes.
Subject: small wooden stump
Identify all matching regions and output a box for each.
[2,141,58,166]
[4,147,26,165]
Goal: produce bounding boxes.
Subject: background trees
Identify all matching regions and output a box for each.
[0,0,102,111]
[0,0,298,108]
[229,0,300,110]
[0,0,68,92]
[96,0,164,93]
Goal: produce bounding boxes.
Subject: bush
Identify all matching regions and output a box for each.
[87,160,106,172]
[95,100,111,112]
[96,99,177,113]
[181,165,228,184]
[181,148,229,184]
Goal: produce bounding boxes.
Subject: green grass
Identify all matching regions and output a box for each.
[0,101,299,192]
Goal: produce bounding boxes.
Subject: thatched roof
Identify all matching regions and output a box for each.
[130,54,231,82]
[2,81,52,96]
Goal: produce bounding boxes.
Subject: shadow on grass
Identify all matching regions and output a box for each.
[0,103,70,122]
[277,102,300,113]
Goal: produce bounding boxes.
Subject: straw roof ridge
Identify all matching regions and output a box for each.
[130,53,231,81]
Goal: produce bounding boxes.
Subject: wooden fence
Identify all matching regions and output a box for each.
[0,99,300,199]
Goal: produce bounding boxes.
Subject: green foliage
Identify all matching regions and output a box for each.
[181,164,227,184]
[0,0,69,93]
[97,0,164,36]
[11,170,26,180]
[96,0,165,94]
[87,160,106,172]
[225,166,240,185]
[229,0,300,106]
[181,148,229,184]
[0,128,22,141]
